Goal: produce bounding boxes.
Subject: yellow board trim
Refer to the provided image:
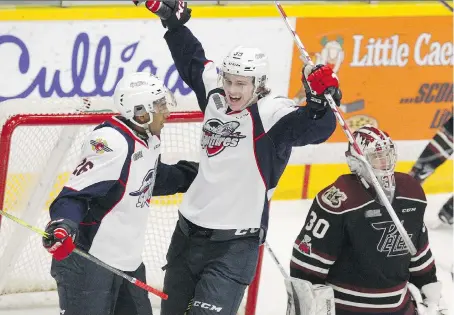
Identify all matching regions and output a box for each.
[0,2,451,21]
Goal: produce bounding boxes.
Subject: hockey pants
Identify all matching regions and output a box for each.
[161,221,260,315]
[51,253,153,315]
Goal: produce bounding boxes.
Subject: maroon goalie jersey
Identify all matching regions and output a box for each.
[290,173,437,315]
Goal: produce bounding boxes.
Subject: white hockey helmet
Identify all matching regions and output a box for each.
[114,72,175,131]
[345,125,398,202]
[220,46,269,105]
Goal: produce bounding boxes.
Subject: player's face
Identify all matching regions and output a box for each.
[368,148,396,171]
[148,99,171,136]
[223,73,255,111]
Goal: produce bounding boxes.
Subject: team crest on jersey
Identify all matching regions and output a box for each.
[201,119,246,157]
[321,186,347,208]
[298,234,312,255]
[90,138,113,154]
[372,221,412,257]
[130,169,155,208]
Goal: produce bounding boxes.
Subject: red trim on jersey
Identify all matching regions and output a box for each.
[290,261,327,280]
[118,179,126,187]
[428,142,440,154]
[311,248,337,261]
[254,133,265,141]
[101,143,134,220]
[110,116,148,148]
[247,107,267,189]
[329,280,407,294]
[335,290,411,314]
[80,222,98,226]
[63,186,79,192]
[204,60,214,66]
[414,242,429,256]
[411,260,435,276]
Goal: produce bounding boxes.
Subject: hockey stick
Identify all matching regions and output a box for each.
[439,0,453,12]
[274,1,417,255]
[0,209,168,300]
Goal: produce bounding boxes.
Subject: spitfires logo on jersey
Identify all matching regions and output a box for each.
[201,119,246,157]
[372,221,412,257]
[130,169,155,208]
[90,138,113,154]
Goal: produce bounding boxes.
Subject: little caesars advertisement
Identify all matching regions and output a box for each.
[288,16,453,142]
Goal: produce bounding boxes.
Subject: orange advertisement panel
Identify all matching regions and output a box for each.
[288,16,453,142]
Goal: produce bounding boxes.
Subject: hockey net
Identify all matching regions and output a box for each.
[0,98,263,314]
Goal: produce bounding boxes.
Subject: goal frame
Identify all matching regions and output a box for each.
[0,112,264,315]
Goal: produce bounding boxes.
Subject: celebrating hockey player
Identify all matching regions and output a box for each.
[410,114,453,226]
[136,1,339,314]
[290,125,444,315]
[42,72,198,315]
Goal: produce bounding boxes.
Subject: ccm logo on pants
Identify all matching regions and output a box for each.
[193,301,223,312]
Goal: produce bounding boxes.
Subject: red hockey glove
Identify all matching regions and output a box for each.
[302,64,342,119]
[42,219,78,261]
[136,0,192,30]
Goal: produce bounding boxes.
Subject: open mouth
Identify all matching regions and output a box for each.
[228,95,242,104]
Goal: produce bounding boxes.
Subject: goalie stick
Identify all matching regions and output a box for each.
[274,1,417,255]
[0,208,168,300]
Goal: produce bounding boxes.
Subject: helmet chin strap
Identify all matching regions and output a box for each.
[131,115,154,136]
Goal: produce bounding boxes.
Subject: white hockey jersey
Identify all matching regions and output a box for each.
[165,26,336,235]
[49,116,198,271]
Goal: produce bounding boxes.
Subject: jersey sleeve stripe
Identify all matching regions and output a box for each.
[290,256,329,275]
[292,243,336,265]
[409,256,435,273]
[327,282,406,298]
[411,243,430,262]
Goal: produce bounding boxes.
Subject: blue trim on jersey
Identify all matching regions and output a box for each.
[247,104,292,238]
[164,26,210,112]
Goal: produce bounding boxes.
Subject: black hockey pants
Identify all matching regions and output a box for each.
[161,218,260,315]
[51,253,153,315]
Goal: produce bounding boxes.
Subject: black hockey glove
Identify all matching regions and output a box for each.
[175,160,199,188]
[137,1,192,30]
[302,64,342,119]
[43,218,78,261]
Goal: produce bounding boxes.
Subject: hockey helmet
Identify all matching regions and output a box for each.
[345,125,397,202]
[114,72,176,132]
[220,46,269,108]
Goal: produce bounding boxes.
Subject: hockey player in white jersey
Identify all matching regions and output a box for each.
[42,72,198,315]
[137,1,339,314]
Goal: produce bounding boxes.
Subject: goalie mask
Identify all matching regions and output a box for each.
[345,125,398,202]
[220,46,269,111]
[114,72,176,135]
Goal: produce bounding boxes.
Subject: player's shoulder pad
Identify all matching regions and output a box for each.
[258,93,298,132]
[315,174,375,214]
[82,125,128,158]
[394,172,427,204]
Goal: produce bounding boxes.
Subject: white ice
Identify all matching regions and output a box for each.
[0,194,452,315]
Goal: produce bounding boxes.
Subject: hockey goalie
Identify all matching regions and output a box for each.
[288,126,446,315]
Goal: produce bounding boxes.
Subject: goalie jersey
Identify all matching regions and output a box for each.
[49,116,198,271]
[290,173,437,315]
[164,26,336,234]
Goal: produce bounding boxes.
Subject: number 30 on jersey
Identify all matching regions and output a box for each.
[304,211,330,239]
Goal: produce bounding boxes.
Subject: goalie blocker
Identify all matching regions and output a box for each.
[290,126,443,315]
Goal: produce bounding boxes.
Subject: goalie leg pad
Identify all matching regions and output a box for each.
[285,277,335,315]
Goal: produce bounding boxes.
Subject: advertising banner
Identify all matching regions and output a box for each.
[288,16,453,142]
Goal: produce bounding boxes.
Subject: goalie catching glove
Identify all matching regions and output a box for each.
[302,64,342,119]
[42,218,78,261]
[134,0,191,30]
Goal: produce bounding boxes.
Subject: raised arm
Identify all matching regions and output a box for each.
[164,26,218,112]
[140,1,218,112]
